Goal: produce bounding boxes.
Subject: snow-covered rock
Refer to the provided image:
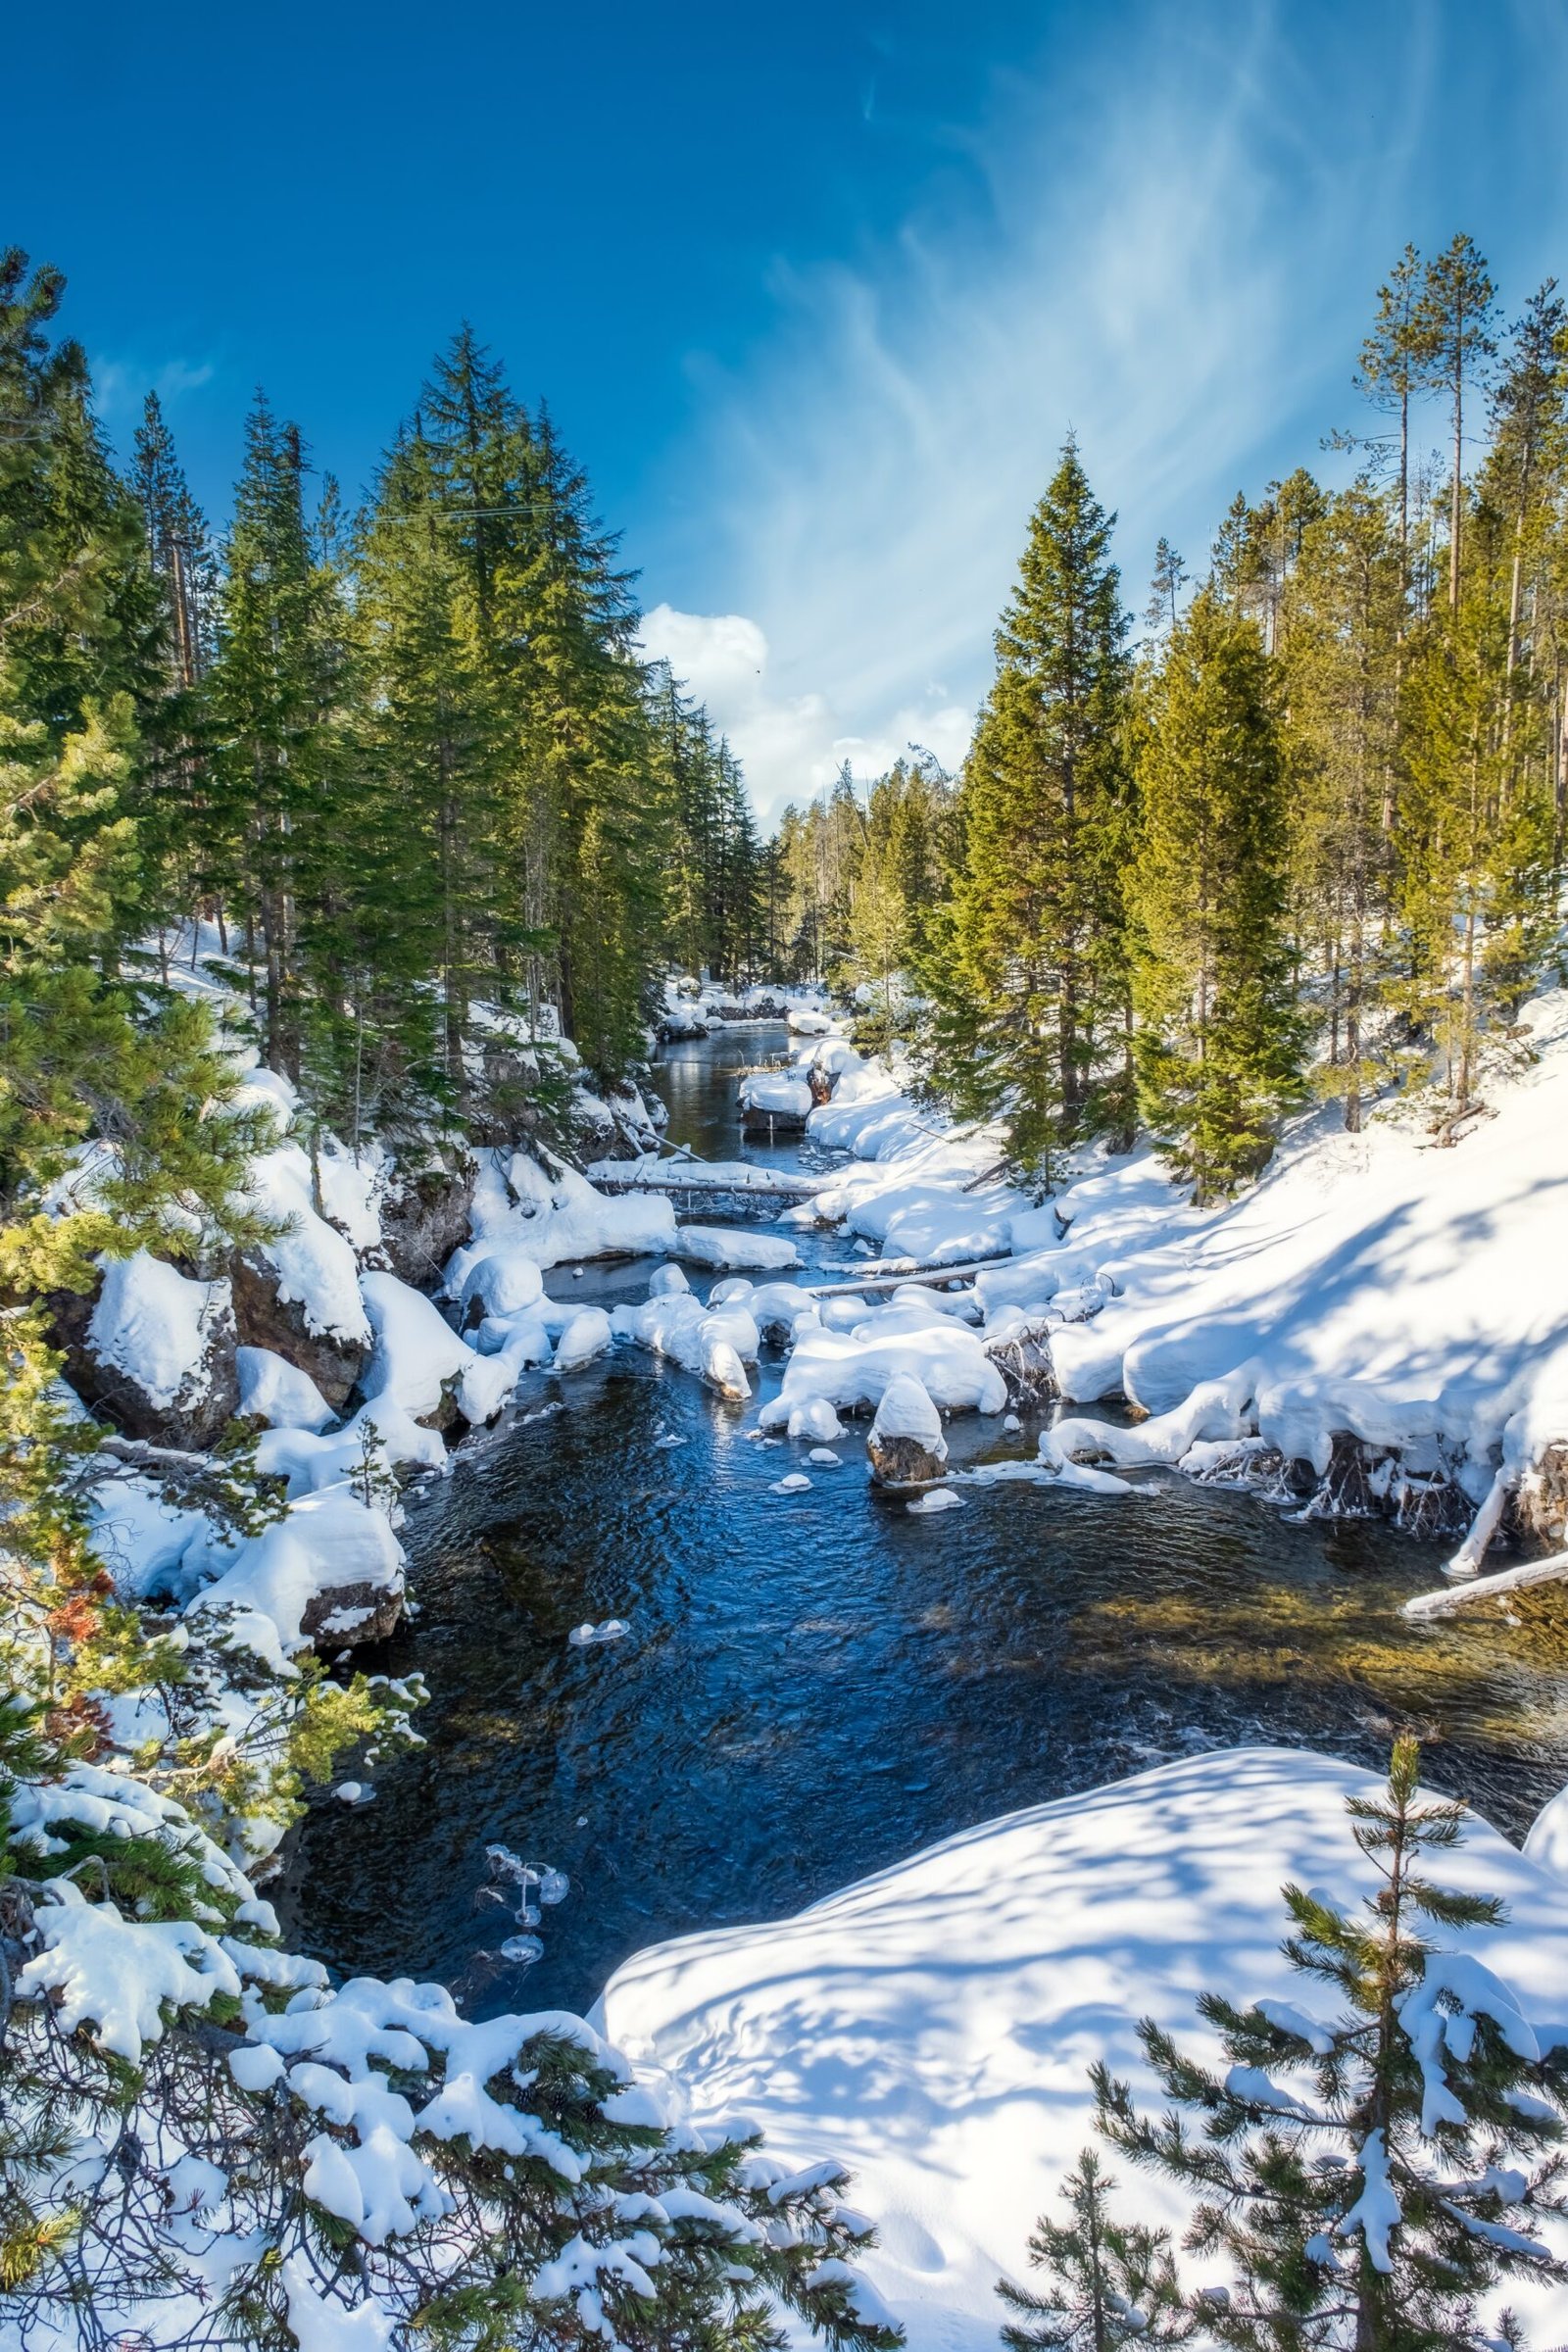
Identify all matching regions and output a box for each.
[760,1317,1006,1429]
[867,1374,948,1488]
[611,1276,759,1399]
[66,1250,240,1448]
[740,1071,812,1124]
[361,1269,513,1430]
[554,1306,612,1372]
[671,1225,801,1272]
[601,1749,1568,2352]
[787,1396,846,1444]
[236,1345,335,1433]
[185,1488,406,1666]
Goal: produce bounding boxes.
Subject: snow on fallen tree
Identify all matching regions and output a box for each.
[760,1309,1007,1428]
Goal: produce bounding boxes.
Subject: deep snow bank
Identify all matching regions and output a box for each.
[790,989,1568,1553]
[601,1748,1568,2352]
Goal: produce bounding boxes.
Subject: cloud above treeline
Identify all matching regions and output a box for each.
[644,1,1568,829]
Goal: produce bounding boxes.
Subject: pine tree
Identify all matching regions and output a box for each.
[998,2148,1193,2351]
[1146,538,1190,638]
[932,438,1133,1177]
[207,393,347,1080]
[1096,1737,1568,2350]
[1416,237,1498,614]
[1280,486,1402,1130]
[1356,245,1430,602]
[1129,588,1302,1200]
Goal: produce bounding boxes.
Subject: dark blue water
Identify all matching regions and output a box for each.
[277,1027,1568,2014]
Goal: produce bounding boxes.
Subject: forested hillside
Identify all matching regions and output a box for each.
[787,237,1566,1200]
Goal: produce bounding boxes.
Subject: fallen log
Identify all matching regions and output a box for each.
[1402,1549,1568,1622]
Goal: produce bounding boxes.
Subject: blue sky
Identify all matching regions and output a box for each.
[9,1,1568,819]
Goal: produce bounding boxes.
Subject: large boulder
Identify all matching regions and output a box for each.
[53,1250,240,1450]
[230,1252,368,1410]
[868,1373,948,1490]
[376,1153,476,1289]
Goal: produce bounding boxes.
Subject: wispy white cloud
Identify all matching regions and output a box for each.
[90,354,216,419]
[639,603,969,818]
[650,1,1568,828]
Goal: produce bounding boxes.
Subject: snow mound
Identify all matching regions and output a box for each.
[87,1250,230,1410]
[760,1320,1005,1428]
[612,1290,758,1399]
[236,1345,335,1433]
[672,1226,801,1272]
[361,1269,513,1428]
[601,1749,1568,2352]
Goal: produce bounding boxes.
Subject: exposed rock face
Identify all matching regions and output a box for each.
[230,1252,368,1409]
[868,1373,949,1489]
[51,1264,240,1451]
[984,1318,1056,1408]
[300,1574,403,1647]
[1517,1443,1568,1549]
[377,1154,476,1289]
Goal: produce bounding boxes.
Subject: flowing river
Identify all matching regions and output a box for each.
[277,1025,1568,2015]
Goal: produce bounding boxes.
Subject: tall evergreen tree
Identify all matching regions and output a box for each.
[1416,236,1498,613]
[1129,588,1302,1200]
[1280,486,1403,1130]
[931,438,1133,1176]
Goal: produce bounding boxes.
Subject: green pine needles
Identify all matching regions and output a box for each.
[1073,1737,1568,2349]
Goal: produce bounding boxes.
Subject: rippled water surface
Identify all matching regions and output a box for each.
[278,1026,1568,2014]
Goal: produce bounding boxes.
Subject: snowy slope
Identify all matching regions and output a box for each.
[785,989,1568,1552]
[600,1748,1568,2351]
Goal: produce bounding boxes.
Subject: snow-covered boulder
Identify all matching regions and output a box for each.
[61,1250,240,1449]
[186,1489,406,1664]
[360,1270,513,1431]
[867,1374,948,1489]
[672,1225,801,1273]
[554,1306,612,1372]
[235,1345,335,1433]
[456,1240,547,1327]
[740,1072,812,1126]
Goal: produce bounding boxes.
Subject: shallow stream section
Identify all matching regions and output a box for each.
[276,1025,1568,2018]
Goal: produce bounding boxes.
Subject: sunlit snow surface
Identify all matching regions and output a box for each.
[600,1748,1568,2351]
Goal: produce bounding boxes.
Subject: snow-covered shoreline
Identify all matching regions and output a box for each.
[599,1747,1568,2350]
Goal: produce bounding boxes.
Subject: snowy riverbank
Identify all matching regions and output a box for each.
[600,1747,1568,2351]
